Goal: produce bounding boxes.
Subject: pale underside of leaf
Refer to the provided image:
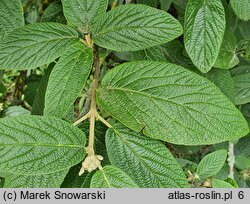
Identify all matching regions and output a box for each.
[97,61,248,145]
[93,4,183,51]
[105,123,188,187]
[0,115,86,176]
[0,22,79,70]
[90,165,138,188]
[44,42,93,118]
[184,0,226,72]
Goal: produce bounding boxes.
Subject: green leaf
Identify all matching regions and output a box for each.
[196,150,227,179]
[62,0,108,33]
[0,22,79,70]
[137,0,159,7]
[3,169,69,188]
[161,40,194,68]
[44,42,93,118]
[105,123,188,187]
[160,0,172,11]
[0,0,24,33]
[237,20,250,40]
[234,135,250,157]
[97,61,248,145]
[234,156,250,170]
[225,177,238,188]
[230,65,250,77]
[212,179,235,188]
[231,0,250,21]
[214,163,229,180]
[0,82,6,94]
[61,164,94,188]
[24,81,41,106]
[2,106,30,117]
[214,31,239,69]
[222,0,238,32]
[205,69,235,102]
[177,158,198,169]
[90,165,138,188]
[93,4,183,51]
[171,144,202,154]
[233,72,250,105]
[184,0,226,73]
[32,65,53,115]
[0,115,86,175]
[131,46,165,61]
[41,1,66,24]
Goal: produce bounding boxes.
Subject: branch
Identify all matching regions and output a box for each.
[227,141,235,179]
[78,44,111,176]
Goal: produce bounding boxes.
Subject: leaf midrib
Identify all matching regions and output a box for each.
[0,143,84,148]
[104,85,236,113]
[100,168,112,188]
[111,128,167,186]
[1,36,78,56]
[94,25,170,38]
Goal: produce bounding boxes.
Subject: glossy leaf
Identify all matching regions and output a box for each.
[44,42,93,118]
[90,165,138,188]
[105,123,188,187]
[0,115,86,175]
[93,4,183,51]
[3,169,69,188]
[231,0,250,21]
[196,150,227,178]
[184,0,226,72]
[97,61,248,145]
[62,0,108,32]
[0,23,79,70]
[0,0,24,33]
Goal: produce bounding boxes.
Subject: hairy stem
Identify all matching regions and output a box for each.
[228,141,235,179]
[87,45,100,156]
[76,42,112,175]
